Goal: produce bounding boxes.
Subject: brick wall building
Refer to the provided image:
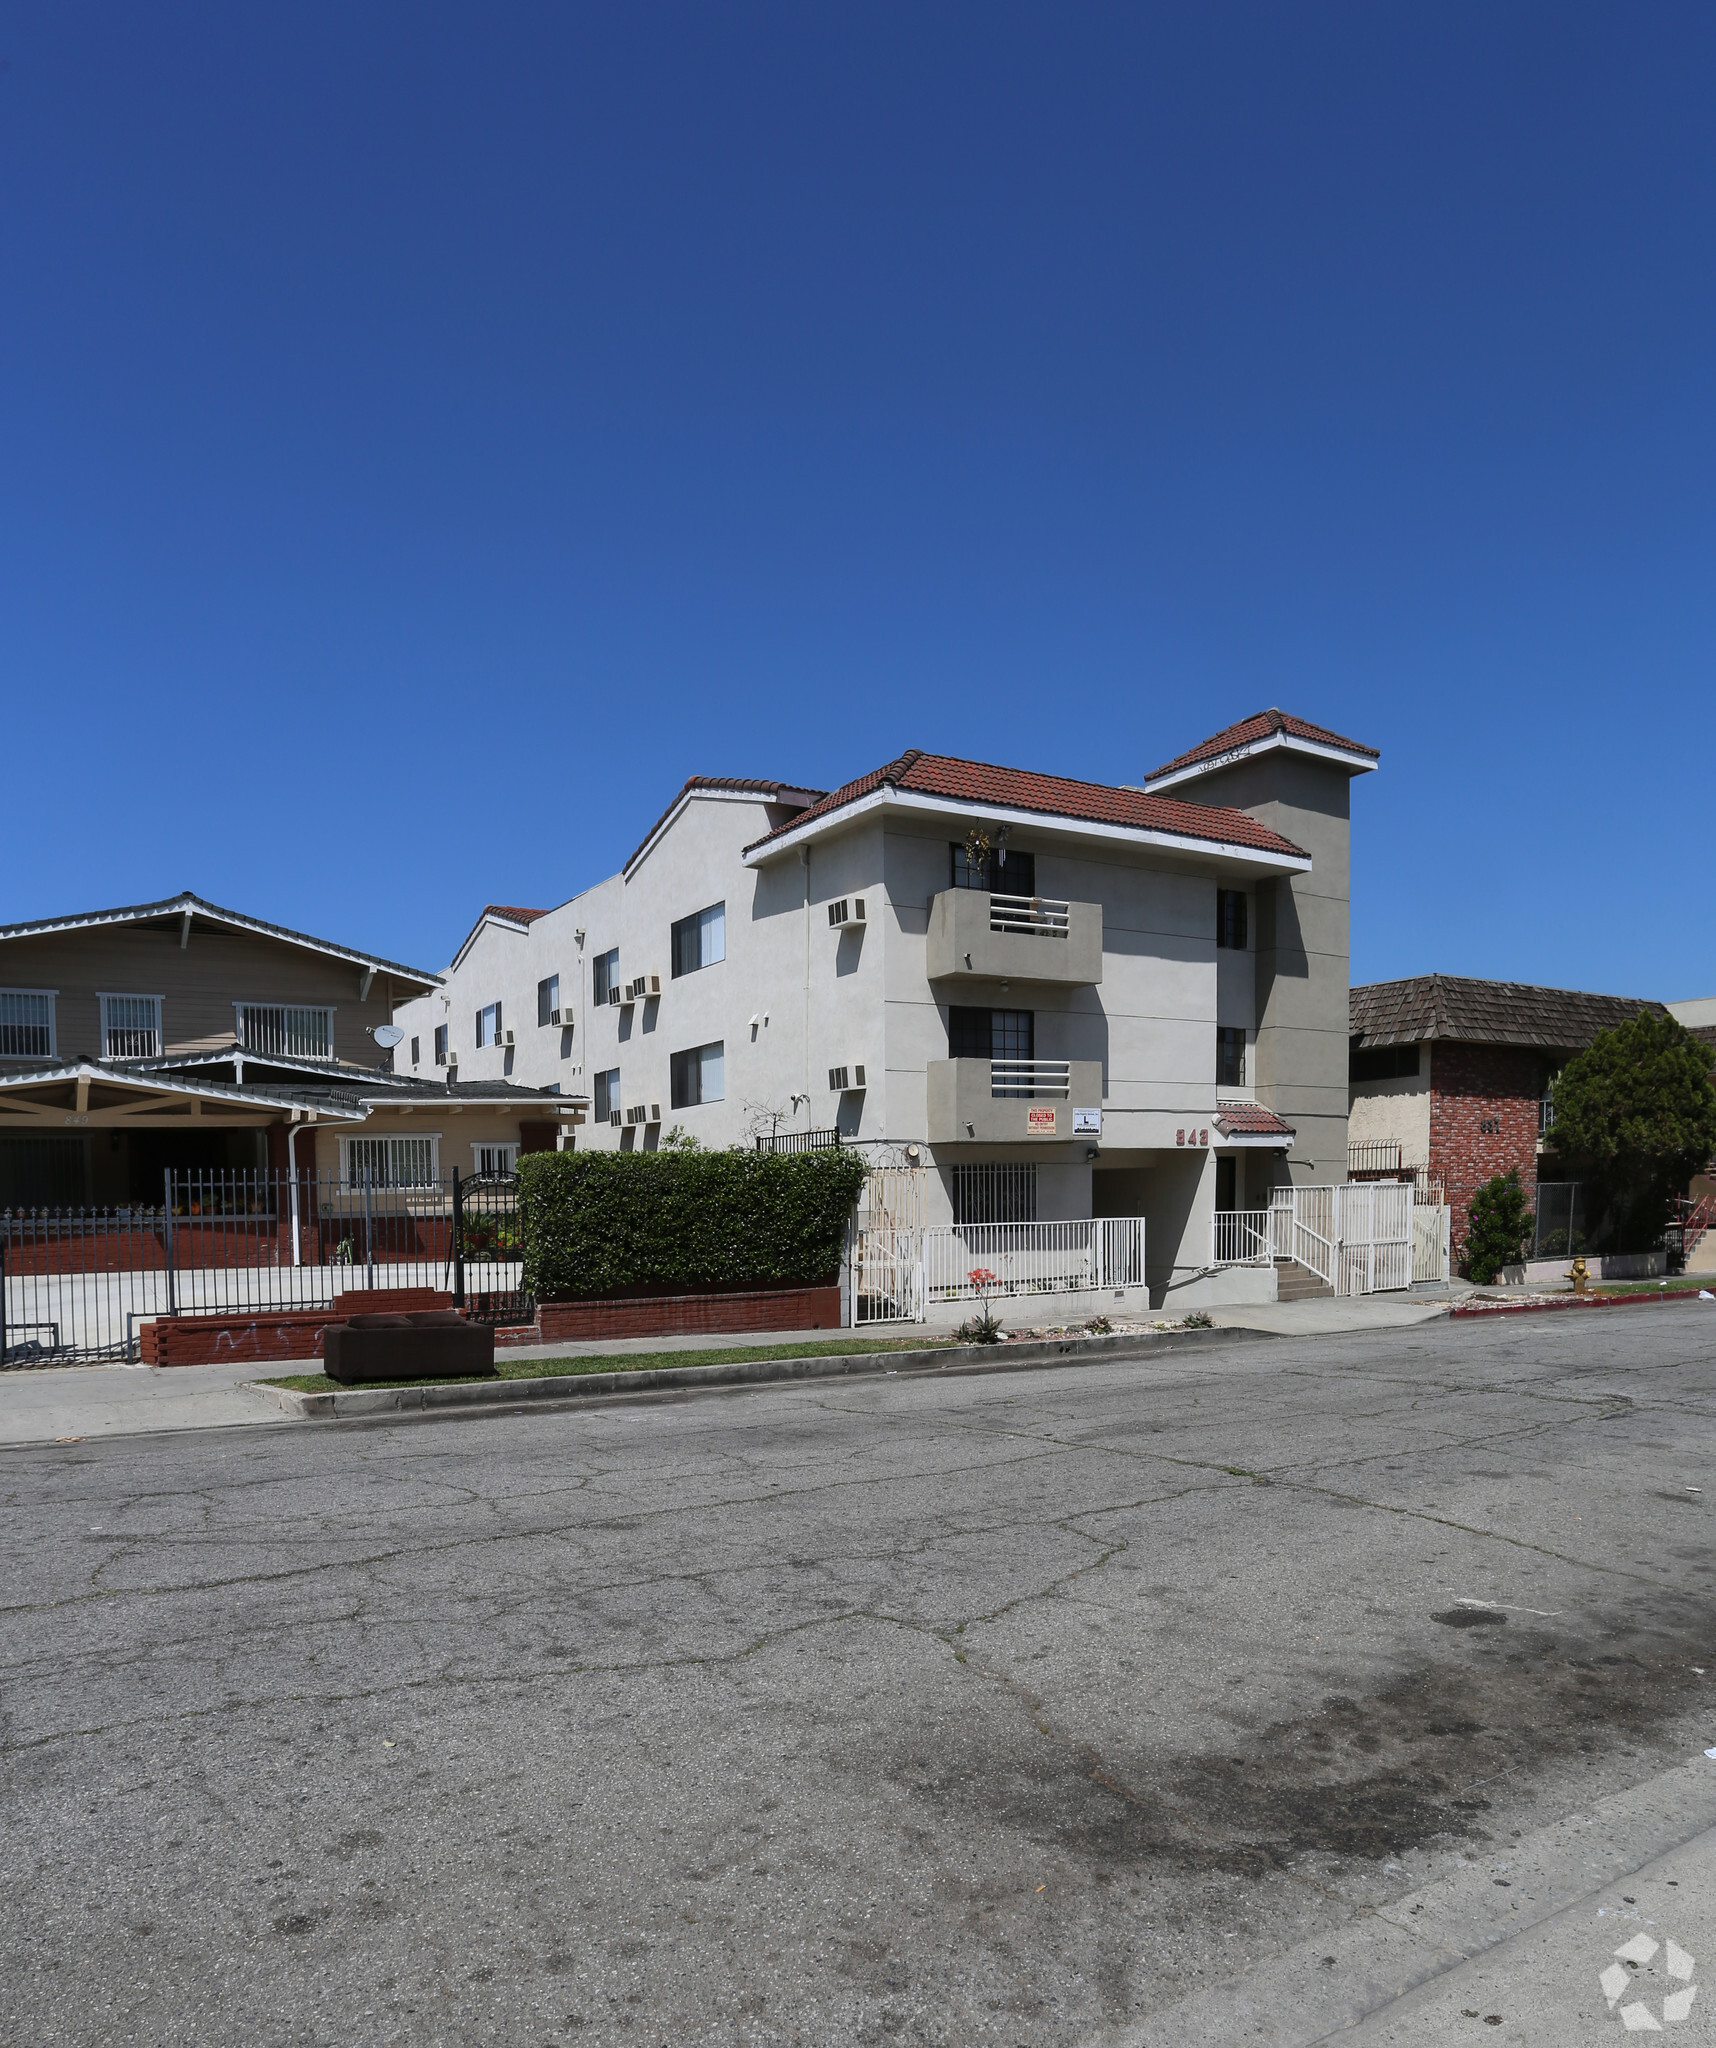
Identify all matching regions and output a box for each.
[1347,975,1665,1253]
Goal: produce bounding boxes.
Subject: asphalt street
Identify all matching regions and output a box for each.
[3,1308,1714,2046]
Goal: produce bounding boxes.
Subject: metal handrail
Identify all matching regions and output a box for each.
[990,1059,1071,1099]
[989,893,1071,937]
[1212,1209,1272,1265]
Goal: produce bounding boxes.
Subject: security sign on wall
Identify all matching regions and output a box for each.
[1026,1106,1058,1136]
[1071,1108,1101,1137]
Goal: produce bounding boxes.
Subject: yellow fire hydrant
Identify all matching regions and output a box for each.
[1568,1254,1591,1296]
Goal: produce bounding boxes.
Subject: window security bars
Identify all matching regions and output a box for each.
[988,895,1070,937]
[0,991,54,1059]
[951,1162,1037,1225]
[1348,1140,1404,1177]
[236,1004,333,1059]
[342,1136,437,1188]
[102,995,160,1060]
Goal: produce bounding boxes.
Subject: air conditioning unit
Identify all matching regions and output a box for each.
[548,1008,564,1027]
[827,898,867,929]
[828,1063,867,1092]
[625,1103,649,1124]
[648,1103,661,1123]
[608,1109,621,1127]
[502,1028,515,1048]
[624,973,662,1002]
[607,985,621,1006]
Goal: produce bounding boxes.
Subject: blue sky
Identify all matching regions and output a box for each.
[3,5,1712,993]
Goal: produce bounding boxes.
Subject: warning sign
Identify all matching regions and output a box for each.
[1026,1106,1058,1137]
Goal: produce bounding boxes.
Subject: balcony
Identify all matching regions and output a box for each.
[926,1057,1104,1145]
[926,889,1102,987]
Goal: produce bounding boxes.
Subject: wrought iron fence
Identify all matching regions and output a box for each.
[753,1129,842,1155]
[1,1167,531,1367]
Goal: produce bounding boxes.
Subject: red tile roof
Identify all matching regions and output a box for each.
[483,905,550,925]
[624,776,827,874]
[743,750,1310,860]
[1213,1105,1296,1137]
[1147,708,1379,781]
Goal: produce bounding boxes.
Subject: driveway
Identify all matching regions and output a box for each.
[3,1309,1713,2044]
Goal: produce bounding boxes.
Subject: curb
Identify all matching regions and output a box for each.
[1452,1287,1716,1319]
[250,1323,1275,1421]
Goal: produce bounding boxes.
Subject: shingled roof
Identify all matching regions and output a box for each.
[742,750,1311,862]
[1146,708,1379,783]
[1350,975,1665,1052]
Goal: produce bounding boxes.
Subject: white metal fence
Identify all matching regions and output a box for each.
[990,1059,1071,1099]
[853,1216,1146,1324]
[989,894,1071,936]
[1212,1209,1272,1265]
[1269,1182,1439,1295]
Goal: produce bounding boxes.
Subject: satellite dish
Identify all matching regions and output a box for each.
[372,1025,405,1049]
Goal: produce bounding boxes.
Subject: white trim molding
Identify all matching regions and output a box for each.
[98,992,164,1060]
[1142,729,1380,794]
[0,987,58,1060]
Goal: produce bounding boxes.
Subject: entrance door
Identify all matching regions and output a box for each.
[1215,1156,1237,1212]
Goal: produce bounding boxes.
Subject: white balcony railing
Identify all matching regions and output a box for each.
[989,894,1071,937]
[990,1059,1071,1099]
[1212,1209,1272,1265]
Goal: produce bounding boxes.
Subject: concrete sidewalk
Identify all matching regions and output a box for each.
[1205,1288,1466,1338]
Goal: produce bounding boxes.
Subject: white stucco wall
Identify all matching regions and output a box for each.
[1347,1045,1431,1164]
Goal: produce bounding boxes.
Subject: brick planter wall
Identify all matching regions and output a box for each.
[1429,1042,1546,1252]
[536,1285,842,1344]
[141,1288,454,1366]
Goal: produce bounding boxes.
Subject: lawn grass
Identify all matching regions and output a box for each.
[264,1333,948,1395]
[1588,1276,1716,1297]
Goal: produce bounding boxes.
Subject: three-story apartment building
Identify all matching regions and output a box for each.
[397,712,1377,1299]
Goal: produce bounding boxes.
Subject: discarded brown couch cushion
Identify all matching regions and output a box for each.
[323,1310,496,1385]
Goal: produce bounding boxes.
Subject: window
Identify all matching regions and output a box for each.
[410,1036,421,1068]
[1217,889,1248,950]
[951,1162,1037,1225]
[670,1041,725,1109]
[434,1024,449,1066]
[0,990,55,1059]
[592,949,619,1005]
[947,1006,1034,1061]
[951,843,1036,896]
[1349,1040,1420,1083]
[671,902,726,978]
[340,1134,438,1186]
[101,994,161,1060]
[1217,1026,1247,1088]
[235,1004,333,1059]
[594,1068,620,1122]
[538,975,560,1026]
[476,1001,503,1048]
[471,1141,520,1176]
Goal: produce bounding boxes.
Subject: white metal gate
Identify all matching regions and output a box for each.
[1271,1183,1424,1296]
[854,1216,1146,1324]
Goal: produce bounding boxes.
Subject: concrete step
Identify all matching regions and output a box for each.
[1274,1257,1334,1301]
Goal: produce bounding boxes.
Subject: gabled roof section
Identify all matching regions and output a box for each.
[0,892,440,994]
[485,904,549,925]
[1213,1104,1296,1141]
[624,775,827,876]
[742,750,1311,867]
[1143,709,1379,792]
[1349,975,1665,1051]
[448,901,565,974]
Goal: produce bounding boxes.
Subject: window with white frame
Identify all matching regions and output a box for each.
[670,903,725,978]
[594,1067,620,1122]
[101,994,161,1060]
[471,1141,520,1176]
[1217,1025,1247,1088]
[410,1035,421,1068]
[592,949,619,1005]
[339,1134,439,1186]
[476,1001,502,1048]
[434,1023,449,1066]
[669,1041,724,1109]
[235,1003,333,1059]
[0,990,56,1059]
[537,975,560,1026]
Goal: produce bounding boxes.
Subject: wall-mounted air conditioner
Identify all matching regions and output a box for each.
[548,1009,565,1027]
[827,898,866,929]
[608,1109,621,1127]
[607,986,621,1006]
[624,973,662,1002]
[648,1103,661,1123]
[625,1103,649,1124]
[828,1063,867,1092]
[502,1028,515,1048]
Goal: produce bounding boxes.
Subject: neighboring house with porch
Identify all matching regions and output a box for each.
[1347,974,1666,1250]
[395,710,1380,1307]
[0,892,576,1208]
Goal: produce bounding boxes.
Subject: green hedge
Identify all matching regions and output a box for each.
[516,1147,868,1299]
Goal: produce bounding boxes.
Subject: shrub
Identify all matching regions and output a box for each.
[517,1147,868,1299]
[1463,1170,1534,1283]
